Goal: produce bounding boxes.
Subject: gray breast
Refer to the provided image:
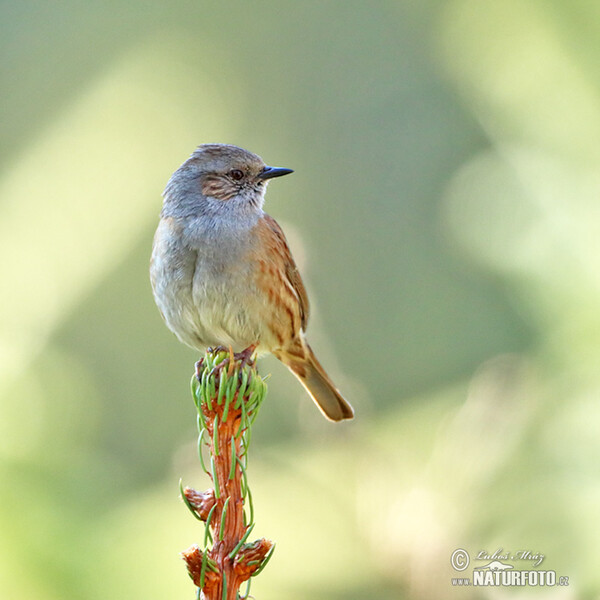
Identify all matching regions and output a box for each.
[151,218,202,349]
[188,223,263,350]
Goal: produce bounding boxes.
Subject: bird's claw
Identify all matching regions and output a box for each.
[207,345,257,378]
[235,345,257,369]
[195,358,204,380]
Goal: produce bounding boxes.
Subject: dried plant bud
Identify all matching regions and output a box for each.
[234,538,274,579]
[183,487,216,520]
[181,544,220,591]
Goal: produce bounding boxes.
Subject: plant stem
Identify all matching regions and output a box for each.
[182,349,273,600]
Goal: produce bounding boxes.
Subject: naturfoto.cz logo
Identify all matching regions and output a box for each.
[450,548,570,588]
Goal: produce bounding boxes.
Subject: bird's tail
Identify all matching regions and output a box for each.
[278,342,354,422]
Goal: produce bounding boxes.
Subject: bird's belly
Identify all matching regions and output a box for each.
[152,220,281,353]
[190,260,268,352]
[151,240,203,351]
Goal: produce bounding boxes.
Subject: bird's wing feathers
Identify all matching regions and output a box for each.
[259,214,310,331]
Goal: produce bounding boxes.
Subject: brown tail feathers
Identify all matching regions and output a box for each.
[278,343,354,422]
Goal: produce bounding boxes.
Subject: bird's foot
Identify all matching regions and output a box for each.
[234,344,257,369]
[206,345,257,378]
[207,346,235,378]
[207,345,229,355]
[194,358,204,380]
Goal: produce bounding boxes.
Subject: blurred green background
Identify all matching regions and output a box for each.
[1,1,598,598]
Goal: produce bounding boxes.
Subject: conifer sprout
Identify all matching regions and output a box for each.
[181,348,273,600]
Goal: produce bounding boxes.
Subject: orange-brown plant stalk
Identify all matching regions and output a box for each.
[181,348,274,600]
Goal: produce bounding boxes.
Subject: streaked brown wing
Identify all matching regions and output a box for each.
[260,214,310,331]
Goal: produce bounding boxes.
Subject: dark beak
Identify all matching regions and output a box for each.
[258,165,294,180]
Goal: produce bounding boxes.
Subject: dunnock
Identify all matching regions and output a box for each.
[150,144,353,421]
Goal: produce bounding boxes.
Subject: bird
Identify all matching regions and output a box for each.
[150,143,354,421]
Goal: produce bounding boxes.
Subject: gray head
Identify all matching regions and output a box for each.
[161,144,293,220]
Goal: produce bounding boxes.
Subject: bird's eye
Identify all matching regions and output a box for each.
[229,169,244,181]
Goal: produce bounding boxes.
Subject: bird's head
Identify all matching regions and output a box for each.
[162,144,293,220]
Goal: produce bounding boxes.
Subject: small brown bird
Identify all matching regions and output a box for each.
[150,144,353,421]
